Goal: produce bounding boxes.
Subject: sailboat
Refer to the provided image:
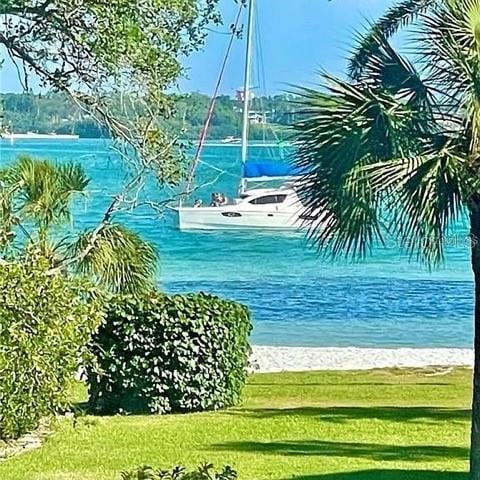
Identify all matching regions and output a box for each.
[175,0,305,230]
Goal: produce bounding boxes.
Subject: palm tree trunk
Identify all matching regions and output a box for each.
[470,198,480,478]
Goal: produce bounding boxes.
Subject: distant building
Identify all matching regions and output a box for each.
[235,89,271,124]
[248,112,268,125]
[236,89,254,102]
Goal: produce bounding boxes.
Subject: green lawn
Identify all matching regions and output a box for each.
[0,368,473,480]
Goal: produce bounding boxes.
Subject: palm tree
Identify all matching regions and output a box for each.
[293,0,480,476]
[0,155,157,294]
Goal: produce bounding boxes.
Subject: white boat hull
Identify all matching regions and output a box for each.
[1,133,79,140]
[177,206,302,230]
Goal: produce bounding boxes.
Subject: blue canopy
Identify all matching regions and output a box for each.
[243,161,304,179]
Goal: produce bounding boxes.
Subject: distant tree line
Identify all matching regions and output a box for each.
[0,92,299,141]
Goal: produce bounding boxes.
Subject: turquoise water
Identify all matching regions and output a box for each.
[0,139,474,348]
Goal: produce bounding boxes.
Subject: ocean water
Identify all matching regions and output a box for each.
[0,138,474,348]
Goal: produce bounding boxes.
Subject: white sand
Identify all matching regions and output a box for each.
[251,345,474,373]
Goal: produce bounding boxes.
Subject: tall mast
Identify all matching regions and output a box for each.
[240,0,255,193]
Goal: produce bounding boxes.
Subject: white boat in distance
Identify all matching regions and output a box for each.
[220,136,241,144]
[176,0,308,231]
[1,132,80,141]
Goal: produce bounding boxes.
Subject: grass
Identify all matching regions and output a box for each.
[0,368,473,480]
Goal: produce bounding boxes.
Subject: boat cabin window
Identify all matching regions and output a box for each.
[249,194,287,205]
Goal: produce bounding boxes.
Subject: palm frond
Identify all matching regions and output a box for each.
[292,59,472,263]
[357,33,433,112]
[418,2,478,87]
[9,156,89,230]
[68,224,158,295]
[294,0,478,267]
[417,0,480,146]
[57,163,90,194]
[294,75,422,162]
[360,143,472,264]
[349,0,436,79]
[293,76,422,257]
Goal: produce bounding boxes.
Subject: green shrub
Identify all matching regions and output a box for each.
[87,292,251,414]
[121,464,237,480]
[0,256,103,439]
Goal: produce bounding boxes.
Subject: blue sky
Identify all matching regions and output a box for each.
[1,0,394,94]
[179,0,395,95]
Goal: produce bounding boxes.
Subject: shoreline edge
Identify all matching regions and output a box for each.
[251,346,474,373]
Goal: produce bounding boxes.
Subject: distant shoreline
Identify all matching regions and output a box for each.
[0,137,292,147]
[251,345,474,373]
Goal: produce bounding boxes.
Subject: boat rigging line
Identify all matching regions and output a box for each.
[184,2,245,197]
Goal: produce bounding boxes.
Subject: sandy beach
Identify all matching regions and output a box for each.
[251,345,474,373]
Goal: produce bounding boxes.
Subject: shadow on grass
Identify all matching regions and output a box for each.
[251,382,456,387]
[234,406,470,424]
[215,439,468,461]
[285,470,468,480]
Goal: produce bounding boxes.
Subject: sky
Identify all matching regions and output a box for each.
[0,0,395,95]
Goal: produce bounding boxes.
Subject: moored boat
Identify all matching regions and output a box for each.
[1,132,80,141]
[177,186,301,230]
[177,162,306,230]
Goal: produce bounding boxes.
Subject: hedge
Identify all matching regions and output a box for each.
[121,464,237,480]
[87,291,252,414]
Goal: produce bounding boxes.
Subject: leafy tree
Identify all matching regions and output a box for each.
[0,0,220,267]
[294,0,480,476]
[0,156,157,294]
[0,0,219,159]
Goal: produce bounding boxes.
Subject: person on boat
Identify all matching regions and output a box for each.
[193,199,202,208]
[210,193,220,207]
[218,193,228,206]
[209,192,228,207]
